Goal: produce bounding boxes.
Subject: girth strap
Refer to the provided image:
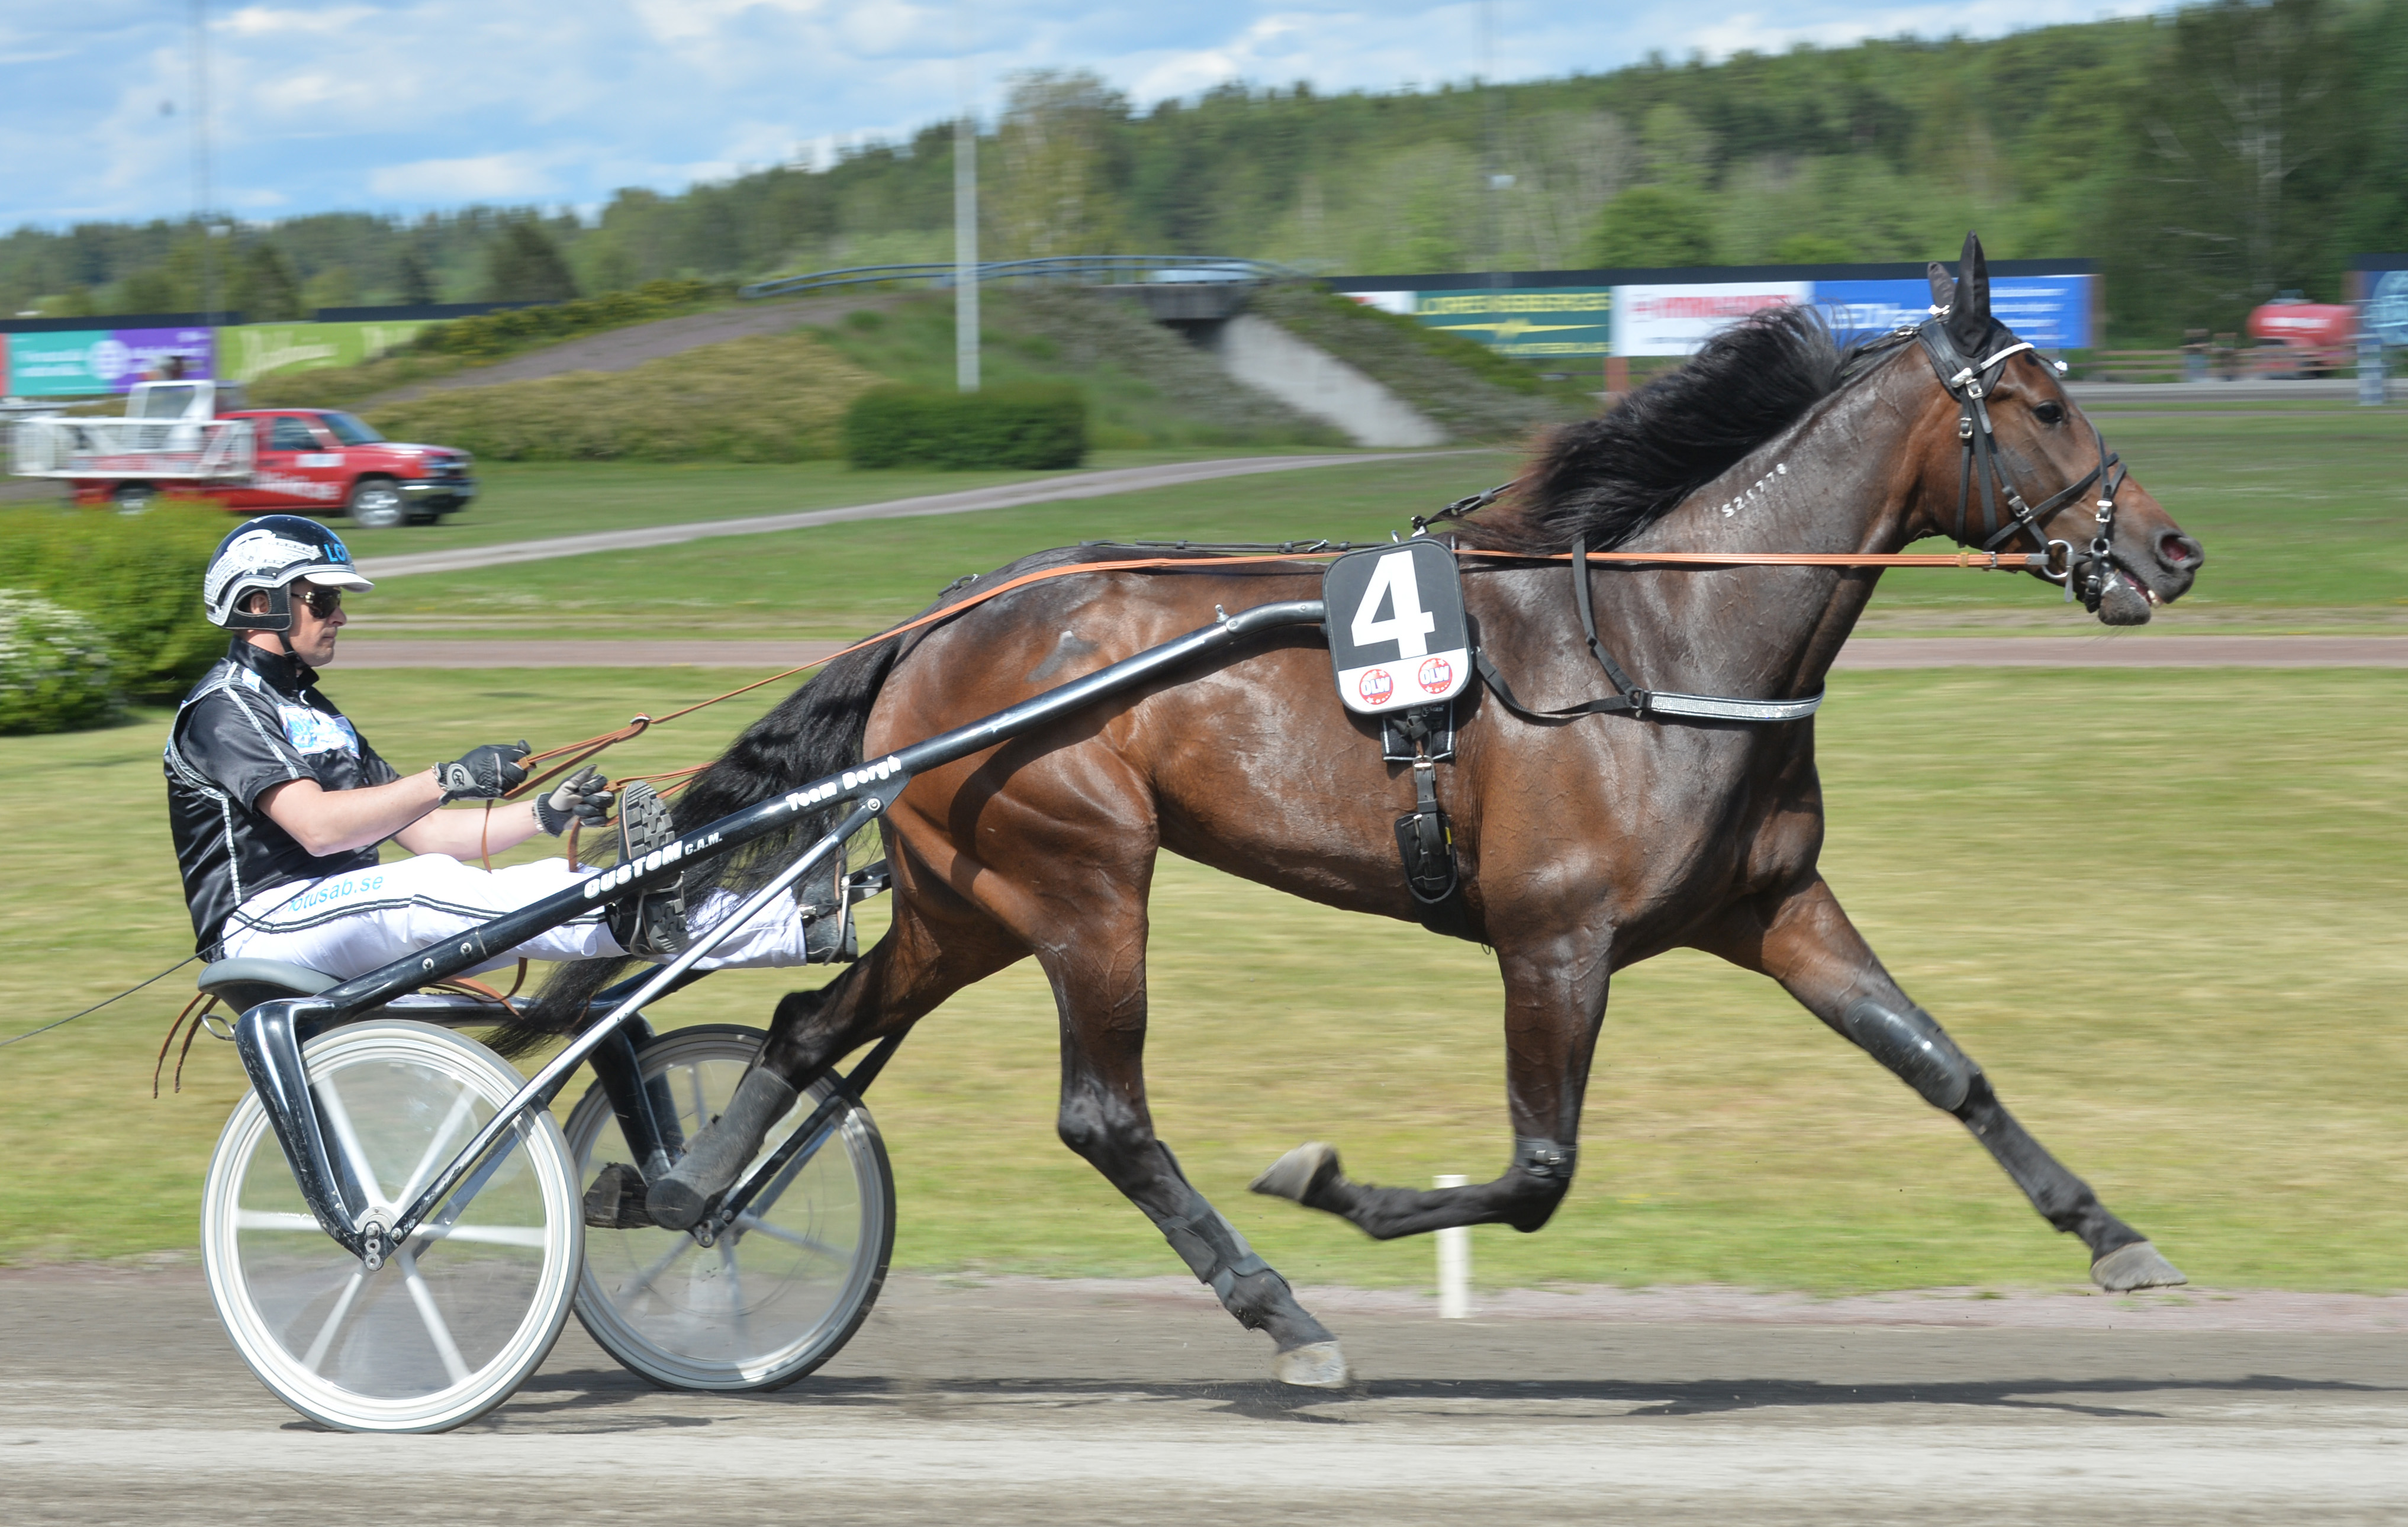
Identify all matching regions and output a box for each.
[1479,536,1821,726]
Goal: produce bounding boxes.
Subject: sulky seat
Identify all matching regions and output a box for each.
[197,958,514,1029]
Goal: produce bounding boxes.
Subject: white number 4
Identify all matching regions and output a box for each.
[1351,550,1438,658]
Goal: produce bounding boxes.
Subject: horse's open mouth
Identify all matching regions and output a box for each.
[2095,562,2161,626]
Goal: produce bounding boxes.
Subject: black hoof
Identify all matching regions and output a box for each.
[1250,1142,1342,1205]
[583,1162,656,1229]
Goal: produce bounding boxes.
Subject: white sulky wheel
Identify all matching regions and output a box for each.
[201,1020,582,1433]
[565,1024,894,1391]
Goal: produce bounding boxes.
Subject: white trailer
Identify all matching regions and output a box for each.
[9,381,256,499]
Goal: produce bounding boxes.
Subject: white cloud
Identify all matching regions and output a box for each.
[219,5,382,38]
[369,152,558,201]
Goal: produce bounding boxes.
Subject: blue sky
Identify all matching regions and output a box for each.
[1,1,2167,228]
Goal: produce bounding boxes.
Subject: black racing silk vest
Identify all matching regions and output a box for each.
[162,639,399,952]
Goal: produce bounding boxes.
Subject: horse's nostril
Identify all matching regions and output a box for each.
[2156,531,2203,571]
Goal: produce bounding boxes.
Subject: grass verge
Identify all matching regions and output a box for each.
[352,452,1506,640]
[812,289,1343,450]
[348,401,2408,642]
[3,665,2402,1292]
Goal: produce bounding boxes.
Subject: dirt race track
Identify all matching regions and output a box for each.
[3,1266,2400,1525]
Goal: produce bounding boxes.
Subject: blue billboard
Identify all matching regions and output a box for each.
[1812,276,2094,351]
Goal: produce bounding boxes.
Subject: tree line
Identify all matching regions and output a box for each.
[5,0,2401,344]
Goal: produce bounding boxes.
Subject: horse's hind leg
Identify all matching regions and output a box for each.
[645,873,1023,1230]
[1253,930,1609,1241]
[1705,875,2185,1291]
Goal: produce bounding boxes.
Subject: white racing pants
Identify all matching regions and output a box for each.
[218,853,822,982]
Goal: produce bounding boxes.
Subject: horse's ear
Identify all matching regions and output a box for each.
[1926,262,1955,313]
[1945,231,1991,350]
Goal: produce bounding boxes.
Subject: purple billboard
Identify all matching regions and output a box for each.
[4,327,215,397]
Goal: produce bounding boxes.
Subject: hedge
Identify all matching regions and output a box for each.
[843,384,1087,470]
[411,279,720,361]
[0,589,120,734]
[0,503,226,707]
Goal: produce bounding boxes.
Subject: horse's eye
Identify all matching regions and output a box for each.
[2033,401,2066,426]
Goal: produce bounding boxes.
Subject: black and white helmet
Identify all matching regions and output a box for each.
[202,515,375,631]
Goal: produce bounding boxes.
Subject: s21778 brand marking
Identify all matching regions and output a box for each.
[783,755,903,811]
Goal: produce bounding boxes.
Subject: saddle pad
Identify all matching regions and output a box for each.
[1324,540,1472,716]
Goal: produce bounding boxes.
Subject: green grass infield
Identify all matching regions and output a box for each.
[332,406,2408,645]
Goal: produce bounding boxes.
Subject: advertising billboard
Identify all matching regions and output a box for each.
[2365,270,2408,347]
[5,327,215,396]
[1613,281,1812,357]
[1338,263,2098,362]
[1813,275,2094,350]
[1374,288,1616,358]
[222,320,431,383]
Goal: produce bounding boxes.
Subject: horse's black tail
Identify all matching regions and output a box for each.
[488,635,910,1059]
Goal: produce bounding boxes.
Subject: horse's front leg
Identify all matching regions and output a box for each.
[1252,929,1608,1239]
[1036,912,1351,1388]
[1705,874,2185,1291]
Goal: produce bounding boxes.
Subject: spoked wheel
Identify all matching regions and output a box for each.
[565,1024,894,1391]
[201,1021,582,1433]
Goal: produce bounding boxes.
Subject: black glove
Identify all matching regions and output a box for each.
[433,740,530,802]
[533,766,614,836]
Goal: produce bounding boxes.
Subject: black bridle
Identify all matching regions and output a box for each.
[1915,315,2126,608]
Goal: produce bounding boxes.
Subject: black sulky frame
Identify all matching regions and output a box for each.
[232,599,1330,1268]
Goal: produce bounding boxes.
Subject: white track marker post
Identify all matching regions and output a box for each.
[1435,1174,1470,1318]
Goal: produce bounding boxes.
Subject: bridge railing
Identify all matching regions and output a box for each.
[738,255,1305,302]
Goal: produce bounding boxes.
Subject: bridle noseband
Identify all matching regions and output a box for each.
[1916,315,2126,608]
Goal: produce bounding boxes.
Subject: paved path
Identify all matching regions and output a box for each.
[336,633,2408,671]
[1,1268,2400,1525]
[354,452,1463,581]
[2067,378,2394,404]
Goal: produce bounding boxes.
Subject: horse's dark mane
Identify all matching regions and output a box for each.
[1460,307,1913,555]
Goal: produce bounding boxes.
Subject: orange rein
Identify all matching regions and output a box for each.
[503,542,2039,800]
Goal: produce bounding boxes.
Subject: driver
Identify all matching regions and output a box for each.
[164,514,847,981]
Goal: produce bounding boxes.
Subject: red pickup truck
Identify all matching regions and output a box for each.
[22,382,478,528]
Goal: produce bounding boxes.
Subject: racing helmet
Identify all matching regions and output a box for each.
[202,515,375,632]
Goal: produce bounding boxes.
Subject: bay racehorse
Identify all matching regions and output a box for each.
[522,235,2206,1386]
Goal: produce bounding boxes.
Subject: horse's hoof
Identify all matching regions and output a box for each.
[1250,1142,1340,1204]
[1273,1340,1349,1389]
[2092,1241,2187,1291]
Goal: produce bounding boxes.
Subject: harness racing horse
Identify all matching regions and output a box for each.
[523,236,2206,1387]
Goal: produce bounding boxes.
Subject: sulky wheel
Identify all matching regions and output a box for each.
[200,1020,582,1433]
[565,1024,894,1391]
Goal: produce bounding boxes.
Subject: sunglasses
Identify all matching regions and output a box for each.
[292,587,343,618]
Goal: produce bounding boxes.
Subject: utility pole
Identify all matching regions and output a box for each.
[1482,0,1501,285]
[192,0,215,326]
[954,99,980,392]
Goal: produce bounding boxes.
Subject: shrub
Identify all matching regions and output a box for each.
[0,503,224,704]
[366,330,880,462]
[843,384,1087,470]
[0,589,120,734]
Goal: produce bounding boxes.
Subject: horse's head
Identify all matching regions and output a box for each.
[1910,234,2203,626]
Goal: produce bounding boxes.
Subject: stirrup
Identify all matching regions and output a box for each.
[605,780,688,960]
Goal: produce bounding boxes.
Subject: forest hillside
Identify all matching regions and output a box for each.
[5,0,2401,344]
